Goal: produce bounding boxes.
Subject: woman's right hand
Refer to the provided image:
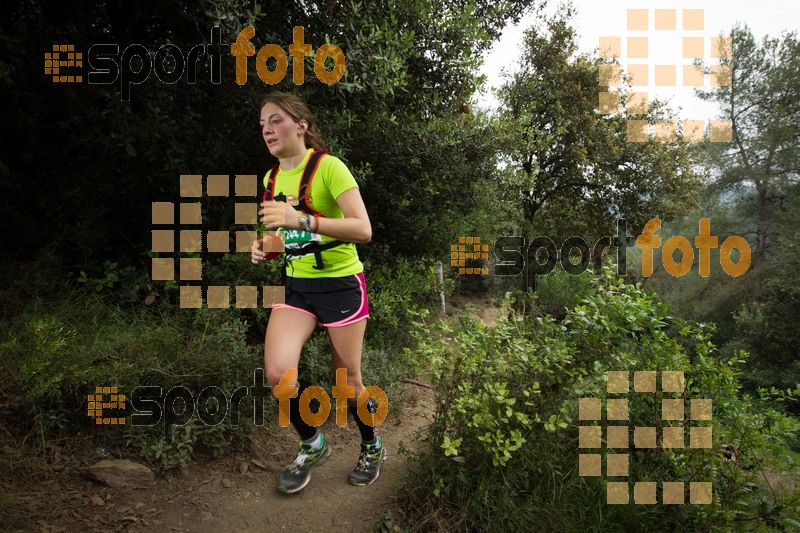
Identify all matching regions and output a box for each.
[251,238,265,264]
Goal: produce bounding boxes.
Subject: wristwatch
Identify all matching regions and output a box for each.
[297,214,310,232]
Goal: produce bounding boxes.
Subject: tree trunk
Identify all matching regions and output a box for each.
[754,179,768,298]
[522,199,541,296]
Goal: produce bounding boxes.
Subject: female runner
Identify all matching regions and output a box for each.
[250,92,385,494]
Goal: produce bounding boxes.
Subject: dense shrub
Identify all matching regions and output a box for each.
[402,269,800,531]
[364,256,441,348]
[2,252,434,472]
[533,268,594,320]
[4,291,262,472]
[723,233,800,398]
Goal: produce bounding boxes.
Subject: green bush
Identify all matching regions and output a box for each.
[5,293,263,472]
[364,256,440,348]
[534,268,594,320]
[3,250,430,471]
[401,269,800,531]
[724,233,800,397]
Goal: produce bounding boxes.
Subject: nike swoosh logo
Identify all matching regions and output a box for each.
[341,310,351,313]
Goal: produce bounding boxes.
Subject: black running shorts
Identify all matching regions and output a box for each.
[271,272,370,327]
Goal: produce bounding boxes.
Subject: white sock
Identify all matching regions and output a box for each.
[303,432,323,449]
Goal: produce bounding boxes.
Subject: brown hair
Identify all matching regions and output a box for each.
[259,92,327,151]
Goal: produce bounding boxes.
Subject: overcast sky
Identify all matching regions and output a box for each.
[477,0,800,119]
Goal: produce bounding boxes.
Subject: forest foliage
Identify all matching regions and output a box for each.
[1,1,798,531]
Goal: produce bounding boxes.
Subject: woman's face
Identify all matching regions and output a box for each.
[260,103,307,157]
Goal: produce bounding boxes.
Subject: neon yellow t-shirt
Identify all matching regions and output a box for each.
[264,148,364,278]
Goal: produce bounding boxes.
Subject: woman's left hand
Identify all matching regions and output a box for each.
[259,201,299,230]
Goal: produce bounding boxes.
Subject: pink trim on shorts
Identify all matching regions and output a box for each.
[322,272,370,328]
[270,303,318,320]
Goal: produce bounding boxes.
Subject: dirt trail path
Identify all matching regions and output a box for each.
[12,382,434,533]
[123,298,498,532]
[136,384,434,533]
[6,298,503,533]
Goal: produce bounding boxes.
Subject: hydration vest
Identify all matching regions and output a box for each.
[262,150,347,271]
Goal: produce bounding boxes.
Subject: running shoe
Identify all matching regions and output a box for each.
[278,433,331,494]
[348,436,387,486]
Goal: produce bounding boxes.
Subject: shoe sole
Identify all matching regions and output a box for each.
[348,448,388,486]
[278,446,331,494]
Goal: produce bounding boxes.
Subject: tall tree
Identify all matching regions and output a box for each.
[496,7,702,291]
[698,25,800,295]
[0,0,544,270]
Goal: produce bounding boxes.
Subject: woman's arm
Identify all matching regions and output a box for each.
[258,187,372,244]
[315,188,372,244]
